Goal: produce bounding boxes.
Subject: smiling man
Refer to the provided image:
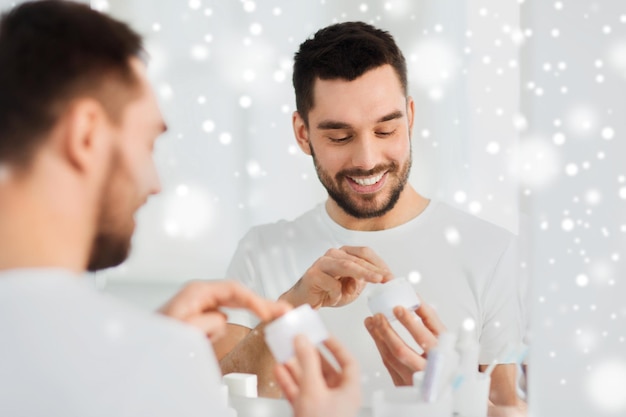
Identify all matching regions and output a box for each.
[0,3,361,416]
[216,21,525,411]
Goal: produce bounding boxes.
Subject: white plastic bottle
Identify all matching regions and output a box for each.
[420,332,459,403]
[453,326,490,417]
[218,383,238,417]
[456,325,480,381]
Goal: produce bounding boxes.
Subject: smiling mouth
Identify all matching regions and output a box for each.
[348,172,385,186]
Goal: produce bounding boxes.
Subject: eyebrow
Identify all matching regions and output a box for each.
[316,110,404,130]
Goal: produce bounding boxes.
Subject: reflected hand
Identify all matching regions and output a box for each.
[274,335,361,417]
[365,303,446,385]
[279,246,393,309]
[159,280,291,342]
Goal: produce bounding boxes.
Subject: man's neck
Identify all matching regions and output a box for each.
[0,176,92,274]
[325,186,430,231]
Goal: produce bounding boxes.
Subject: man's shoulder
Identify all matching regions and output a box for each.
[94,291,208,346]
[0,269,205,346]
[0,270,213,375]
[431,201,515,239]
[240,204,325,242]
[427,201,516,258]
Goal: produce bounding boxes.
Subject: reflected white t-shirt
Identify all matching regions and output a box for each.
[226,200,523,396]
[0,268,227,417]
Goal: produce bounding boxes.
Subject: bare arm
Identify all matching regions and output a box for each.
[213,323,250,360]
[218,322,283,398]
[480,363,527,412]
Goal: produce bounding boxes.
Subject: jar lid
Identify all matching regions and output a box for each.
[264,304,329,363]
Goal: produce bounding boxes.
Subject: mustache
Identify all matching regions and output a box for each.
[338,163,397,178]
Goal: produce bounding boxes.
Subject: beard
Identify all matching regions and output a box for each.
[87,152,134,272]
[310,144,412,219]
[87,229,132,272]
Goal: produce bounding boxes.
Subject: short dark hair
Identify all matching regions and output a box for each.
[0,0,144,167]
[292,21,408,126]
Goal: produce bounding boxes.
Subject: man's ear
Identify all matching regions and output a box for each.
[292,111,312,156]
[60,98,110,173]
[406,96,415,133]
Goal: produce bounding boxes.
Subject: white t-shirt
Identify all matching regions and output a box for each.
[226,200,523,396]
[0,268,228,417]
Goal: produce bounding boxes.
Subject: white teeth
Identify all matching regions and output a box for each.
[351,173,384,186]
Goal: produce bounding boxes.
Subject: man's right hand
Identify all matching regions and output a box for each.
[274,335,361,417]
[159,280,290,343]
[278,246,393,309]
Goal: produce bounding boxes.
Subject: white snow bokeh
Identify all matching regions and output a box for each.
[565,105,598,137]
[408,38,460,98]
[162,184,214,239]
[587,359,626,414]
[607,41,626,78]
[407,270,422,284]
[381,0,412,19]
[444,226,461,246]
[509,137,561,189]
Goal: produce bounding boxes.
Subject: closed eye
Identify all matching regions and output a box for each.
[329,135,353,143]
[376,129,396,137]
